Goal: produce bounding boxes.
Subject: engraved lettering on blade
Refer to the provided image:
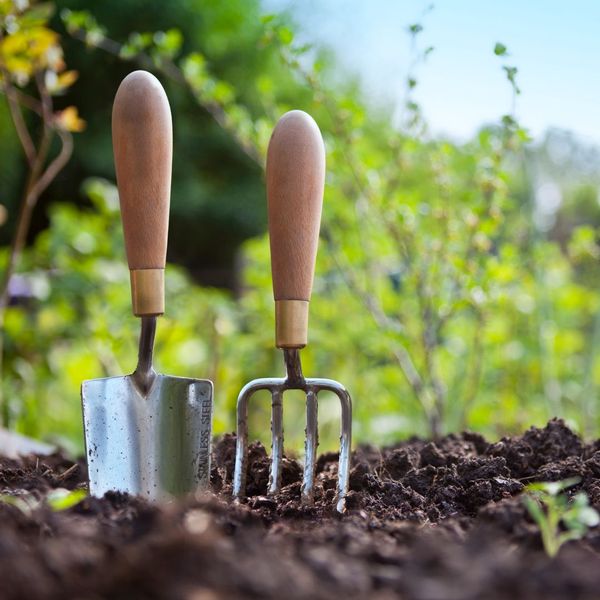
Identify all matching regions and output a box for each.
[197,394,213,482]
[197,431,210,481]
[201,394,211,424]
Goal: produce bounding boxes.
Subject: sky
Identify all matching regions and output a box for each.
[261,0,600,145]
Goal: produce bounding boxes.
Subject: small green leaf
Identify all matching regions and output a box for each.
[494,42,507,56]
[46,488,87,511]
[153,28,182,58]
[502,65,521,94]
[571,492,590,508]
[277,26,294,45]
[501,114,517,129]
[578,507,600,527]
[0,493,39,513]
[17,2,54,27]
[516,127,532,142]
[526,478,580,496]
[260,14,276,24]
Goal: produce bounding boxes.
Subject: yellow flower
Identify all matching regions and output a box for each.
[56,106,85,132]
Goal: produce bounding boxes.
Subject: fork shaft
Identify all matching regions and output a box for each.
[283,348,305,386]
[301,389,319,503]
[268,389,284,494]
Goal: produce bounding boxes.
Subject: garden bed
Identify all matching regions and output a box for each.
[1,419,600,599]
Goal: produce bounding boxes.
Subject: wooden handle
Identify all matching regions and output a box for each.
[112,70,172,316]
[266,110,325,348]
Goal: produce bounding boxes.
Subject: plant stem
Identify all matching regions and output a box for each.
[0,68,74,425]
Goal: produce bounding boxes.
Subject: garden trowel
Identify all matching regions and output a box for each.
[81,71,213,501]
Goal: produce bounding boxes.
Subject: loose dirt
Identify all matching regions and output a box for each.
[2,418,600,599]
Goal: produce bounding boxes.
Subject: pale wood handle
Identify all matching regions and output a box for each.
[267,110,325,347]
[112,71,172,315]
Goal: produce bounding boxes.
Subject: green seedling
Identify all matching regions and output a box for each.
[523,477,599,557]
[0,488,86,515]
[0,493,40,515]
[46,488,87,511]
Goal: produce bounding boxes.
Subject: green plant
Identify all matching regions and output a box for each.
[46,487,86,510]
[1,178,245,451]
[55,0,302,282]
[0,487,86,513]
[242,27,600,441]
[0,492,39,513]
[3,2,600,451]
[0,0,84,424]
[523,478,599,557]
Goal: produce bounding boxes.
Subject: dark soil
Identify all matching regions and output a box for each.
[2,418,600,599]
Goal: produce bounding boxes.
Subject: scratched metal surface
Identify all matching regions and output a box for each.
[82,374,213,500]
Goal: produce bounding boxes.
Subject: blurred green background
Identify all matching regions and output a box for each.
[2,0,600,455]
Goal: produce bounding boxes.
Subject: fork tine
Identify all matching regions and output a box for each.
[334,386,352,513]
[268,389,284,494]
[233,386,252,498]
[301,389,319,503]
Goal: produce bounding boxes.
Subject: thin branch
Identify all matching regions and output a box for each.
[0,126,73,311]
[67,26,261,164]
[0,27,36,165]
[10,87,44,115]
[325,232,404,335]
[325,231,438,426]
[28,128,73,205]
[281,46,447,432]
[1,78,36,166]
[414,266,445,437]
[391,344,435,417]
[458,309,485,429]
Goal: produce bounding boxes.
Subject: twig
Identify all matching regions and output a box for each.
[0,68,74,426]
[66,25,261,164]
[457,308,485,429]
[1,80,36,166]
[55,463,78,481]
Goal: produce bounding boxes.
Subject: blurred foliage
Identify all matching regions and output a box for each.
[2,0,600,455]
[2,180,241,449]
[0,0,87,431]
[0,0,315,288]
[0,0,83,232]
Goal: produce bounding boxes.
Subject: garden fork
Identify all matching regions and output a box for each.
[233,110,352,513]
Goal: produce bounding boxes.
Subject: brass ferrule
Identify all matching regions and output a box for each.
[130,269,164,316]
[275,300,309,348]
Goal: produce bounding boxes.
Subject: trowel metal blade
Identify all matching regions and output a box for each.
[81,374,213,501]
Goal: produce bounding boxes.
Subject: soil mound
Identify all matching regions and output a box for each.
[1,419,600,599]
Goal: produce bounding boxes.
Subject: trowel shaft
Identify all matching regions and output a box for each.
[133,316,157,395]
